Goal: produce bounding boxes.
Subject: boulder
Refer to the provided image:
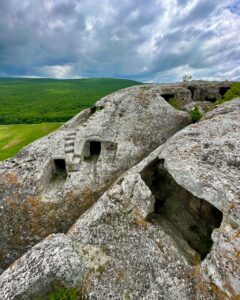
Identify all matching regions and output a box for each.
[1,99,239,299]
[0,234,84,300]
[0,84,190,269]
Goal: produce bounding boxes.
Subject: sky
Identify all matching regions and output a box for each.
[0,0,240,82]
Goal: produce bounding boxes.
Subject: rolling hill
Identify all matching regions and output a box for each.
[0,78,141,124]
[0,77,141,160]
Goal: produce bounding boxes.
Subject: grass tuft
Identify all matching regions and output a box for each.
[189,107,203,123]
[35,288,78,300]
[168,97,182,110]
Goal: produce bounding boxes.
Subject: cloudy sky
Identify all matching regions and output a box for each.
[0,0,240,82]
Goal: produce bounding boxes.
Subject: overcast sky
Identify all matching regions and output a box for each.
[0,0,240,82]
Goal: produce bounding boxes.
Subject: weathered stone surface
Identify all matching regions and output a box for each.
[0,84,190,269]
[158,98,240,299]
[1,99,239,299]
[183,100,212,113]
[154,80,231,108]
[184,81,231,102]
[0,234,84,300]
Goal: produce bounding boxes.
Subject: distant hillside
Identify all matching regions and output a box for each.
[0,78,141,124]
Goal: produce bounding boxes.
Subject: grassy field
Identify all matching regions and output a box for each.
[0,77,141,160]
[0,123,62,161]
[0,78,141,124]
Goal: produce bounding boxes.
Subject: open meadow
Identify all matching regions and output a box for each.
[0,123,62,160]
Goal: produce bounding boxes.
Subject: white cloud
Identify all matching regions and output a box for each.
[39,65,74,79]
[0,0,239,82]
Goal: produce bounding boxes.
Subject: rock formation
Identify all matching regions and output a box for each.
[155,80,230,110]
[0,84,190,269]
[0,81,239,300]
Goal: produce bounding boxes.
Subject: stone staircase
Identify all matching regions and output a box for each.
[64,130,82,172]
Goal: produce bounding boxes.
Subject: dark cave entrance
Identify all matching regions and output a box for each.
[219,87,230,97]
[84,140,101,160]
[53,159,67,178]
[161,93,175,102]
[187,86,196,100]
[90,141,101,156]
[205,96,217,103]
[140,159,223,262]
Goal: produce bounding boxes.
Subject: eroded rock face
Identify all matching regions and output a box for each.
[155,80,231,108]
[183,100,212,113]
[157,98,240,299]
[0,234,84,299]
[0,84,190,269]
[1,99,239,300]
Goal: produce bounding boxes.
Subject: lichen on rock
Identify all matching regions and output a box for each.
[0,84,239,300]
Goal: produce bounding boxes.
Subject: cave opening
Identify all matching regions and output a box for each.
[161,93,175,102]
[84,140,101,160]
[53,159,67,178]
[90,141,101,156]
[205,96,217,103]
[219,87,230,97]
[187,86,196,100]
[140,159,223,262]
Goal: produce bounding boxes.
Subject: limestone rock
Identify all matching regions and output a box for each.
[183,100,212,113]
[0,84,190,269]
[1,99,239,299]
[159,98,240,298]
[184,81,230,102]
[153,80,231,109]
[0,234,84,300]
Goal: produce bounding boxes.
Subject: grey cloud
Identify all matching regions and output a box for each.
[0,0,239,82]
[179,0,219,24]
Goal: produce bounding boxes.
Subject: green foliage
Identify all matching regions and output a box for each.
[207,82,240,112]
[213,82,240,106]
[49,288,78,300]
[189,107,203,123]
[0,123,62,160]
[168,97,182,110]
[35,288,78,300]
[97,265,106,274]
[0,78,141,125]
[124,291,131,300]
[182,74,192,82]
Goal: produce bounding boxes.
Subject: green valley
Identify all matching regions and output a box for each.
[0,78,141,124]
[0,77,141,160]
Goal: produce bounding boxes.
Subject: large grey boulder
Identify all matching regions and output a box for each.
[1,99,239,299]
[0,84,190,269]
[158,98,240,299]
[0,234,84,300]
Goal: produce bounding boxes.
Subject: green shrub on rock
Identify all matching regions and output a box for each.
[189,107,203,123]
[35,288,78,300]
[168,97,182,110]
[209,82,240,110]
